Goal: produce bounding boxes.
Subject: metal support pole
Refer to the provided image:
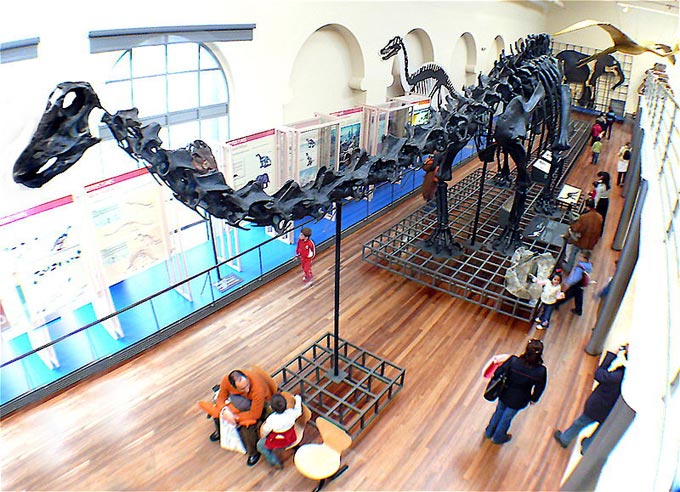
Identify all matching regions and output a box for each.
[468,160,488,248]
[208,216,222,280]
[332,201,343,379]
[586,180,647,355]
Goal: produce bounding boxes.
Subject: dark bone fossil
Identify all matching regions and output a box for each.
[14,33,569,257]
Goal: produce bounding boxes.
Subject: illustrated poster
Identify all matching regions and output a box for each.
[0,196,90,330]
[223,129,277,191]
[85,169,168,285]
[298,129,319,187]
[332,108,363,171]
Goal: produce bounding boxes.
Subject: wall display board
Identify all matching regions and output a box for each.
[0,197,91,328]
[280,115,340,186]
[298,128,320,187]
[362,99,426,155]
[327,107,364,171]
[391,95,431,126]
[222,129,278,191]
[222,129,287,245]
[84,168,169,286]
[276,116,341,239]
[0,196,92,369]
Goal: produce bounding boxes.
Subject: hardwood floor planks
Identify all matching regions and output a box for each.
[0,114,630,491]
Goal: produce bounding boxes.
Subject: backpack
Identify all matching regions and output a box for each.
[623,149,631,160]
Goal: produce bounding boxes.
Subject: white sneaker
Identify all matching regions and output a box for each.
[535,317,541,323]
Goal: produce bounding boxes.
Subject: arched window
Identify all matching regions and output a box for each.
[103,42,229,152]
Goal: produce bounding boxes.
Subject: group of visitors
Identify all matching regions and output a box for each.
[198,113,632,471]
[530,192,601,330]
[484,327,627,453]
[590,117,632,189]
[535,132,630,328]
[197,368,303,470]
[488,115,630,453]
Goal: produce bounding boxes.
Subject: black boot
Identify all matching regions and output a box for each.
[210,418,220,442]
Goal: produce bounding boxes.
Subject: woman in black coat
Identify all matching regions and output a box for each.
[485,339,547,444]
[553,346,627,453]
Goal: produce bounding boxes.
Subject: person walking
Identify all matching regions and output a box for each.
[554,345,627,454]
[484,339,547,445]
[295,227,316,287]
[605,110,616,139]
[590,120,603,146]
[591,137,603,165]
[555,251,593,317]
[563,198,602,273]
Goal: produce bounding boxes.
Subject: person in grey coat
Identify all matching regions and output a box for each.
[553,345,627,454]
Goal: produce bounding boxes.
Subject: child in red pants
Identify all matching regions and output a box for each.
[295,227,316,286]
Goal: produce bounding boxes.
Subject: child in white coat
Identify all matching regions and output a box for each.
[533,273,565,329]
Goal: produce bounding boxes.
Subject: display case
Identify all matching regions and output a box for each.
[361,96,430,155]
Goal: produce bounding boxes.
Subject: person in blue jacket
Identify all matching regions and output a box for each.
[485,339,547,445]
[555,251,593,316]
[554,345,627,454]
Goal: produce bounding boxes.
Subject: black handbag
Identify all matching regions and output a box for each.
[484,371,508,402]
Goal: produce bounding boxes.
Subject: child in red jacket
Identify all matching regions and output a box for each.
[295,227,316,286]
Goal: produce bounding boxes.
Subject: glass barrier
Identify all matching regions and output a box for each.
[0,166,442,409]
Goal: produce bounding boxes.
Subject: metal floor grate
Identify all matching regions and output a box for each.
[362,120,590,322]
[272,333,405,439]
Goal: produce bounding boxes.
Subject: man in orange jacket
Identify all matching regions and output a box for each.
[199,368,275,466]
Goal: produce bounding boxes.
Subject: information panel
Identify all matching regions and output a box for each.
[85,169,168,286]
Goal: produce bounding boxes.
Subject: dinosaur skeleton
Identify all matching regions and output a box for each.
[380,36,463,109]
[13,33,569,260]
[13,82,423,233]
[402,33,571,255]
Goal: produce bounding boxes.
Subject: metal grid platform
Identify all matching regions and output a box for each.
[361,120,590,322]
[271,333,405,439]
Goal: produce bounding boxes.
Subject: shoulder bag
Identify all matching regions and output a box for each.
[484,363,510,402]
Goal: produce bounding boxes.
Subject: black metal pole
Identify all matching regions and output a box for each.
[208,216,222,281]
[333,201,342,377]
[469,160,487,246]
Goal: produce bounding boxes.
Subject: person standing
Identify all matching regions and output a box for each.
[256,393,303,470]
[591,137,603,165]
[594,171,611,234]
[484,339,547,445]
[617,143,631,186]
[555,251,593,316]
[590,120,603,145]
[532,273,565,329]
[295,227,316,287]
[421,150,439,201]
[554,346,627,454]
[605,110,616,139]
[563,198,602,273]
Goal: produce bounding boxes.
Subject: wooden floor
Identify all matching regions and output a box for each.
[0,115,630,491]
